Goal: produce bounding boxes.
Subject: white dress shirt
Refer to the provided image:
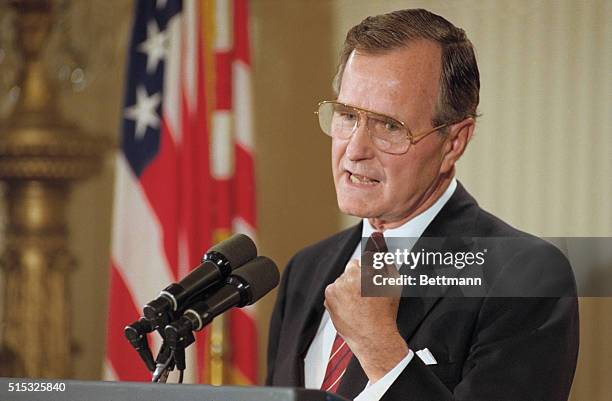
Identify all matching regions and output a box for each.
[304,178,457,400]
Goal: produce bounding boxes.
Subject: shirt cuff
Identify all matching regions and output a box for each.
[353,349,414,401]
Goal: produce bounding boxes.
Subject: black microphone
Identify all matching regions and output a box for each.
[143,233,257,327]
[164,256,279,345]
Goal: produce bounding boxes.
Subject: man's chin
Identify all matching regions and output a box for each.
[337,201,376,219]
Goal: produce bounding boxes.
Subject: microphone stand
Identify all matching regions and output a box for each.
[163,319,196,384]
[152,343,175,383]
[125,314,182,383]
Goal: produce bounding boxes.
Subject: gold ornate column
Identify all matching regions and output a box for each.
[0,0,106,378]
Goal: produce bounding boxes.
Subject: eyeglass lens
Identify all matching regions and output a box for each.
[318,102,410,154]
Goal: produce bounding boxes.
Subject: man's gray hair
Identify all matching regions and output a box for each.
[334,9,480,127]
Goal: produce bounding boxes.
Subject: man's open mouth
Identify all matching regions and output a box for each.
[348,172,380,185]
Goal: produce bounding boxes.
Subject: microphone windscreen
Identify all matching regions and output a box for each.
[232,256,280,304]
[209,233,257,269]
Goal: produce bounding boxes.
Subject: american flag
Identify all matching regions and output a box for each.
[105,0,257,384]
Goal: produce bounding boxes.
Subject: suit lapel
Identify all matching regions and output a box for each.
[294,223,363,385]
[396,182,480,343]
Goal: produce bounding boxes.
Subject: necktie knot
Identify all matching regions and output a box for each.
[365,231,388,253]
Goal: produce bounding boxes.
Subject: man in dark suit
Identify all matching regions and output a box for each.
[267,9,578,401]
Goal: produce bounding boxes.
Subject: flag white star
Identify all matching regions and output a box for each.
[138,19,168,74]
[124,85,161,139]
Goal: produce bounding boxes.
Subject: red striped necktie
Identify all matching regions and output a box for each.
[320,333,352,393]
[321,231,387,393]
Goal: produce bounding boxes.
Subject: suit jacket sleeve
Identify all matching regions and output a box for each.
[266,254,294,385]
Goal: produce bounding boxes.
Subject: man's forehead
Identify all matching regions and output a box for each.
[345,41,441,83]
[345,50,403,90]
[339,42,441,118]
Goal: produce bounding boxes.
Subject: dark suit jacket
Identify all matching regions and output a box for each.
[267,183,579,401]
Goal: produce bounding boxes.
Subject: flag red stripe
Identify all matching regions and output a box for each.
[106,261,151,382]
[229,309,258,383]
[182,9,213,377]
[213,178,233,231]
[215,52,232,110]
[231,0,257,384]
[139,120,180,280]
[233,0,250,65]
[179,44,212,270]
[234,144,256,227]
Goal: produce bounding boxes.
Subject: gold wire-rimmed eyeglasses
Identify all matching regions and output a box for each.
[315,100,469,155]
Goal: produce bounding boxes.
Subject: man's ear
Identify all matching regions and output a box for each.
[440,118,475,174]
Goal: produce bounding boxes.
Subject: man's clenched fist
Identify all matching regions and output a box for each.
[324,259,409,383]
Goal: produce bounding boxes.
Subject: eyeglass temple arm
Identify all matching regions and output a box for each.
[409,114,477,144]
[409,123,451,144]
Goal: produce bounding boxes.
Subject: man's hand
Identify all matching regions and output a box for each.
[324,258,409,383]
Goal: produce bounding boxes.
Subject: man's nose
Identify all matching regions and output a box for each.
[345,118,375,161]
